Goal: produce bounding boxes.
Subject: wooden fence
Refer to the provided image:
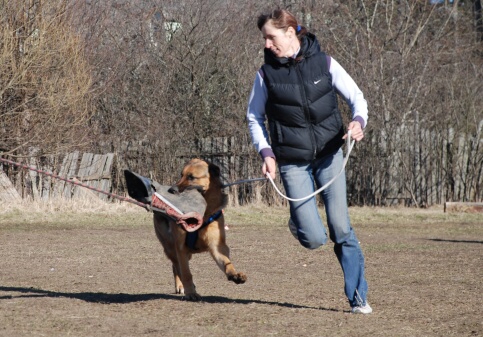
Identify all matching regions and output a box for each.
[1,123,482,206]
[0,170,21,202]
[347,121,483,206]
[0,152,115,202]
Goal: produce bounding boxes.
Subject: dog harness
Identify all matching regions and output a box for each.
[185,210,223,249]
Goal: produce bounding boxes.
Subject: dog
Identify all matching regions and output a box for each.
[153,158,247,301]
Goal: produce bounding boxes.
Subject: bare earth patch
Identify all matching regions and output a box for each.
[0,202,482,336]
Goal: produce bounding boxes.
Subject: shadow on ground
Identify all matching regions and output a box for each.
[0,286,341,312]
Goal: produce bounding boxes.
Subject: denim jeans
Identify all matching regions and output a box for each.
[279,149,368,307]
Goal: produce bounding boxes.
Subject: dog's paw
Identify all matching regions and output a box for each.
[228,272,247,284]
[182,292,202,301]
[175,287,185,295]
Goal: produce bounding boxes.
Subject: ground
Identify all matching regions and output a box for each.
[0,203,481,337]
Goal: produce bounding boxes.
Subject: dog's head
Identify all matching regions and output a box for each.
[175,158,222,194]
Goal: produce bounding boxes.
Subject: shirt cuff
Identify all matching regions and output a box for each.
[353,116,366,129]
[260,148,275,160]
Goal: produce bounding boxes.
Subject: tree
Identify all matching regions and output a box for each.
[3,0,481,204]
[0,0,93,157]
[474,0,483,41]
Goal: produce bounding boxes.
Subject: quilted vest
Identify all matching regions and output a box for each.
[261,34,344,163]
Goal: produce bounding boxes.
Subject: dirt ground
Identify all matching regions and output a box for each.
[0,204,481,337]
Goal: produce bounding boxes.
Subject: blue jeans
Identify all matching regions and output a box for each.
[279,149,368,307]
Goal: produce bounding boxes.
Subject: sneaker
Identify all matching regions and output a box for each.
[351,303,373,314]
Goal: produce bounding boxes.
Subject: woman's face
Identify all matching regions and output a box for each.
[261,20,297,58]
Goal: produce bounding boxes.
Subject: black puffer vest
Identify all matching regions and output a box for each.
[261,33,344,163]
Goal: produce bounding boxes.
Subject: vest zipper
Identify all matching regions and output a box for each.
[295,64,317,160]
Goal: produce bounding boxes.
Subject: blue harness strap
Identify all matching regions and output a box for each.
[185,210,223,249]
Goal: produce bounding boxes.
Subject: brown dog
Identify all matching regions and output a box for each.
[153,158,247,300]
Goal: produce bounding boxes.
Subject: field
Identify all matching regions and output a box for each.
[0,200,482,337]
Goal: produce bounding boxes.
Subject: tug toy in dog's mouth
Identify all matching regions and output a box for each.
[151,192,204,232]
[124,170,207,232]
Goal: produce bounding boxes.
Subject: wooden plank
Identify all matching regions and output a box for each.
[54,154,67,198]
[90,154,105,194]
[40,156,53,200]
[98,153,114,200]
[64,152,79,199]
[54,155,67,198]
[0,170,21,202]
[28,157,40,201]
[41,172,51,200]
[54,152,78,199]
[444,202,483,213]
[72,153,94,199]
[73,152,101,201]
[71,153,114,201]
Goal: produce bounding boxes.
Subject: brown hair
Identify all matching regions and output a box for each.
[257,8,307,39]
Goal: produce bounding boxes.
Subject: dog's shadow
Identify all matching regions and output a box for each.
[0,286,341,312]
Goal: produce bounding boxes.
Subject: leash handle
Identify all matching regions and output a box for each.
[266,130,355,202]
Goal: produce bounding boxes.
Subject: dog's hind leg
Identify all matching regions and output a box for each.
[169,229,201,301]
[168,250,198,299]
[174,253,201,301]
[172,264,184,295]
[153,215,189,297]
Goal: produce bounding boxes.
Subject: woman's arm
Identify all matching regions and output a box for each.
[246,70,277,179]
[246,70,273,157]
[329,57,368,129]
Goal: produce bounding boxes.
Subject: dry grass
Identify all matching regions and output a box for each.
[1,198,481,233]
[2,199,482,225]
[0,197,142,214]
[227,203,483,227]
[0,198,150,230]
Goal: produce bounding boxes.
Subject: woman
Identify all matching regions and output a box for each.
[246,9,372,314]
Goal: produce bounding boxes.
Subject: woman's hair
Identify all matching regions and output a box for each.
[257,8,307,39]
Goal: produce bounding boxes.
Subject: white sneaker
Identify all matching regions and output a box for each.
[351,303,373,314]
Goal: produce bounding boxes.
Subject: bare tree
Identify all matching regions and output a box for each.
[73,0,265,181]
[271,0,483,205]
[0,0,94,157]
[4,0,480,205]
[475,0,483,41]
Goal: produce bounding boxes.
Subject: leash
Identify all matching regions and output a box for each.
[220,131,355,202]
[265,130,355,202]
[0,156,264,208]
[221,177,267,188]
[0,156,150,210]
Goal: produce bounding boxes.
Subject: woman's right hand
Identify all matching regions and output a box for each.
[263,157,277,180]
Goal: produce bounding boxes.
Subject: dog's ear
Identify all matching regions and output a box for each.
[208,163,221,178]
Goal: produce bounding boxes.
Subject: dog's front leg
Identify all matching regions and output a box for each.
[209,242,247,285]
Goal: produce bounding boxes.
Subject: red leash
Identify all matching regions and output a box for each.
[0,156,149,210]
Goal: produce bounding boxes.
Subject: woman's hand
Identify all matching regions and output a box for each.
[263,157,277,180]
[343,121,364,142]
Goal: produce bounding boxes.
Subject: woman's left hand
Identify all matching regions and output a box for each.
[343,121,364,142]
